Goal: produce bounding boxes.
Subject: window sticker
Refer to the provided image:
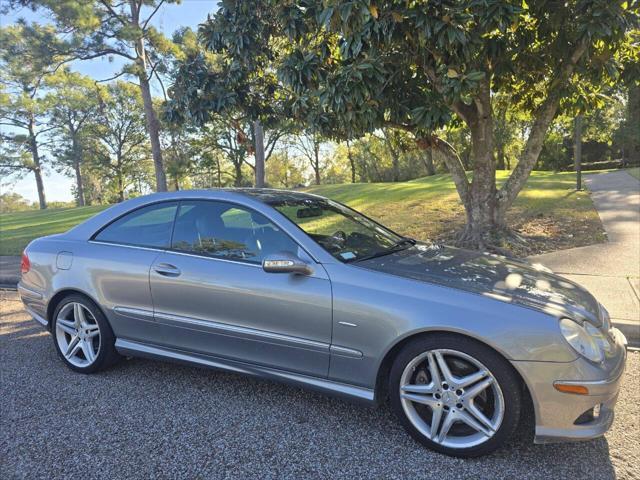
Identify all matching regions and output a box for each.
[340,251,356,260]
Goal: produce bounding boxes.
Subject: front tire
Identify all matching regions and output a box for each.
[52,294,120,373]
[389,334,521,457]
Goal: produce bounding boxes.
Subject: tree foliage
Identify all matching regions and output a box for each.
[0,22,67,209]
[89,82,154,203]
[13,0,185,192]
[47,69,101,206]
[189,0,638,248]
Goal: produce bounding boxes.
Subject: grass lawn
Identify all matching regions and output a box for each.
[307,170,606,256]
[0,171,605,257]
[627,167,640,180]
[0,205,108,256]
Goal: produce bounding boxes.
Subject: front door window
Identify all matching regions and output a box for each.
[171,201,300,263]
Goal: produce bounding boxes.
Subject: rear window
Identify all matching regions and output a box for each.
[94,202,178,248]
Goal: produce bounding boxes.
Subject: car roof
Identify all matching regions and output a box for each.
[223,188,324,204]
[61,188,327,242]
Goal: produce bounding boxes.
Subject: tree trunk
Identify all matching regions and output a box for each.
[137,72,167,192]
[129,0,166,194]
[495,142,506,170]
[459,105,502,247]
[574,115,583,191]
[71,133,85,207]
[346,140,356,183]
[497,38,589,216]
[253,120,265,188]
[442,40,589,250]
[233,159,243,187]
[33,167,46,210]
[73,159,85,207]
[27,119,47,210]
[383,131,400,182]
[313,163,321,185]
[117,155,125,202]
[423,147,436,176]
[313,141,321,185]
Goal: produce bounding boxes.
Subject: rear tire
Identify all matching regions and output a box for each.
[51,294,120,373]
[389,334,521,457]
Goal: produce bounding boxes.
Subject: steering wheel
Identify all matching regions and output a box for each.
[331,230,347,243]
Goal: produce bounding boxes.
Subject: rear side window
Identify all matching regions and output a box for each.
[95,202,178,248]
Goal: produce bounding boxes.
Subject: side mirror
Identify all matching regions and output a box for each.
[262,252,313,276]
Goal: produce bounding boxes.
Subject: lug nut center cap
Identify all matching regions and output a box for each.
[442,391,455,405]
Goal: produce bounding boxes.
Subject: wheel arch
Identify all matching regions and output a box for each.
[374,329,535,425]
[46,288,105,331]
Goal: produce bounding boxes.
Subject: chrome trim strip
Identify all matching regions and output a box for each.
[89,240,165,253]
[164,249,263,269]
[330,345,363,359]
[113,306,156,322]
[17,284,43,300]
[114,339,374,404]
[155,311,330,351]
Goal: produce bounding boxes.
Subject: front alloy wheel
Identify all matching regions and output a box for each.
[390,335,521,457]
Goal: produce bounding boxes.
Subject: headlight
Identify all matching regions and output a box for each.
[559,318,604,363]
[584,322,613,354]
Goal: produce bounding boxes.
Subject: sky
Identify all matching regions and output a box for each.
[1,1,216,203]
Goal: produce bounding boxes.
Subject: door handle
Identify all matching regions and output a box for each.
[154,263,181,277]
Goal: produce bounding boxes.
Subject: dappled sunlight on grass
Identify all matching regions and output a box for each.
[308,171,605,255]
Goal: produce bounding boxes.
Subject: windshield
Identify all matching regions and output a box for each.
[269,197,409,262]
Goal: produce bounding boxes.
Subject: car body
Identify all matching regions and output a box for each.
[18,188,627,456]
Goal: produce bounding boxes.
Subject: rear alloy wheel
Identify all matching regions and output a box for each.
[389,335,521,457]
[52,295,120,373]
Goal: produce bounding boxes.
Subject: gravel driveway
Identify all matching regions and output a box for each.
[1,290,639,480]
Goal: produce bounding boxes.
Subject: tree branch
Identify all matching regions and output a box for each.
[498,36,590,211]
[99,0,128,26]
[96,70,130,83]
[141,0,165,31]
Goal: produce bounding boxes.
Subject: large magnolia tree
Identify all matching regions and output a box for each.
[188,0,637,248]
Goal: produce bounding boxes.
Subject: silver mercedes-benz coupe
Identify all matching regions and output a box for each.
[18,189,627,457]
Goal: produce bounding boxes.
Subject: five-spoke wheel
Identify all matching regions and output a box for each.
[52,294,120,373]
[55,302,101,367]
[399,349,504,448]
[390,334,521,457]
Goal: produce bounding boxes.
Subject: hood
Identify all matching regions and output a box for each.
[357,243,601,325]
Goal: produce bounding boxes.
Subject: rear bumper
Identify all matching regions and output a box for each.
[17,282,48,328]
[513,328,627,444]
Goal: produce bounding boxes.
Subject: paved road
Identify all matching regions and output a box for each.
[531,170,640,345]
[0,256,20,288]
[1,291,639,480]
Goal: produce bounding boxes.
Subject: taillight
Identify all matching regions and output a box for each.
[21,251,30,275]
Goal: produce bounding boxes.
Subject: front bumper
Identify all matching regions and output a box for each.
[513,327,627,443]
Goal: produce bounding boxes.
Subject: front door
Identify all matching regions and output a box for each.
[150,200,332,378]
